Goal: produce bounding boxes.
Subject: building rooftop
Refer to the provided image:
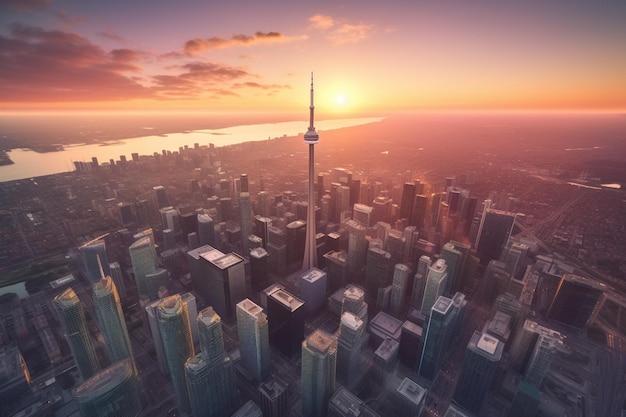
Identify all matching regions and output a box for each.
[370,312,403,340]
[250,247,268,258]
[305,329,337,354]
[49,274,75,289]
[375,338,399,361]
[73,358,133,396]
[402,320,423,337]
[396,377,427,405]
[198,307,220,325]
[238,299,263,318]
[300,267,326,283]
[269,288,304,311]
[344,285,365,301]
[431,258,447,272]
[432,296,453,315]
[211,253,243,269]
[341,312,363,331]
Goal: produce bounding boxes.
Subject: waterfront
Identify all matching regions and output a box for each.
[0,117,382,182]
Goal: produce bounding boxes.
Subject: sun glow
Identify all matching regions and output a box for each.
[334,94,347,107]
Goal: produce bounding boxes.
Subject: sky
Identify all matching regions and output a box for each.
[1,0,625,115]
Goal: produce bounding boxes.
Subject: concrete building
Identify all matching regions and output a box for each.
[301,329,338,417]
[236,299,270,382]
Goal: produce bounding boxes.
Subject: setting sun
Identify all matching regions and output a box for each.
[335,94,347,106]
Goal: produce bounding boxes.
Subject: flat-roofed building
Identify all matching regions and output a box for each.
[393,377,427,417]
[267,288,306,356]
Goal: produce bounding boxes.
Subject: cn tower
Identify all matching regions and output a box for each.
[302,73,319,271]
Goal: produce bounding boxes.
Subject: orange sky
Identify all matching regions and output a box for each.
[1,1,625,114]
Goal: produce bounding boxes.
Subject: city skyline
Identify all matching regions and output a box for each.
[1,0,626,113]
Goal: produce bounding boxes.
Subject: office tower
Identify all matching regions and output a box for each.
[453,331,503,415]
[337,312,365,387]
[250,247,270,291]
[365,247,391,293]
[198,213,217,247]
[509,381,541,417]
[393,377,426,417]
[352,203,373,228]
[547,274,606,328]
[524,333,559,387]
[342,284,369,323]
[301,329,338,417]
[419,296,454,380]
[390,263,410,317]
[267,225,287,274]
[300,267,328,314]
[402,225,417,262]
[501,240,529,279]
[444,404,473,417]
[450,292,468,340]
[92,276,132,364]
[180,212,199,240]
[372,338,399,386]
[180,292,200,349]
[144,268,169,301]
[162,228,176,251]
[376,221,391,246]
[328,387,381,417]
[475,209,516,265]
[399,320,423,369]
[254,215,272,248]
[109,261,126,299]
[287,220,307,266]
[346,219,368,280]
[232,400,263,417]
[267,287,307,355]
[186,307,236,417]
[259,378,289,417]
[129,236,158,300]
[145,299,169,375]
[159,206,180,235]
[153,185,169,208]
[240,173,249,192]
[72,358,141,417]
[187,231,199,249]
[410,194,428,229]
[482,260,510,304]
[411,255,431,308]
[186,245,246,319]
[372,196,392,225]
[385,230,405,268]
[509,320,563,374]
[440,242,463,295]
[157,295,194,415]
[376,285,392,312]
[302,74,320,271]
[420,258,448,316]
[54,288,100,379]
[240,191,253,255]
[399,182,416,222]
[335,185,351,222]
[79,238,111,285]
[219,197,232,221]
[236,299,270,382]
[248,234,263,249]
[324,250,348,293]
[369,311,403,347]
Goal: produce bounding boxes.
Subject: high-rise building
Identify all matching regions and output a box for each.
[109,261,126,299]
[129,236,158,300]
[302,74,320,271]
[328,387,381,417]
[419,296,454,380]
[92,276,133,364]
[547,274,606,328]
[475,209,516,265]
[254,215,272,248]
[509,380,541,417]
[267,287,307,356]
[346,219,368,280]
[410,255,431,308]
[186,307,237,417]
[157,295,194,414]
[287,220,307,266]
[443,404,472,417]
[79,238,111,285]
[385,230,406,267]
[301,329,338,417]
[299,267,328,314]
[399,320,423,370]
[250,247,270,291]
[352,203,373,228]
[144,268,170,301]
[453,331,503,415]
[440,242,463,296]
[153,185,169,208]
[524,333,559,387]
[399,183,416,221]
[236,299,270,382]
[337,311,366,387]
[259,378,289,417]
[72,358,141,417]
[197,214,217,247]
[144,299,169,375]
[324,250,348,292]
[365,247,391,293]
[420,259,448,316]
[390,263,411,317]
[342,284,369,323]
[239,191,253,255]
[411,194,428,229]
[393,377,427,417]
[54,288,100,379]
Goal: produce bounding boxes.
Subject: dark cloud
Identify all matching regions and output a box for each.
[151,62,251,98]
[0,23,151,102]
[184,31,306,55]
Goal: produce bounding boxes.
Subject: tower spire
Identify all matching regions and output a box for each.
[304,72,319,144]
[302,73,319,271]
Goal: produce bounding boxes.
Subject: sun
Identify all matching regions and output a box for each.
[334,94,347,107]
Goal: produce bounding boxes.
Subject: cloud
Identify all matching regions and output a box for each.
[232,82,291,90]
[55,11,85,26]
[1,0,50,11]
[184,31,307,55]
[309,14,334,30]
[308,14,375,44]
[98,30,131,44]
[0,23,151,102]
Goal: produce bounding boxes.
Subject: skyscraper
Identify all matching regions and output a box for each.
[186,307,237,417]
[399,183,416,221]
[475,209,516,265]
[79,238,110,285]
[129,236,158,300]
[393,377,427,417]
[236,299,270,382]
[197,213,217,247]
[301,329,338,417]
[420,258,448,316]
[390,263,411,317]
[419,296,454,380]
[337,311,365,387]
[54,288,100,379]
[250,247,270,291]
[346,219,368,280]
[239,191,253,255]
[453,331,503,415]
[365,247,391,293]
[267,287,307,356]
[547,274,606,328]
[92,276,133,364]
[157,295,194,414]
[302,74,319,271]
[524,333,559,387]
[72,358,141,417]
